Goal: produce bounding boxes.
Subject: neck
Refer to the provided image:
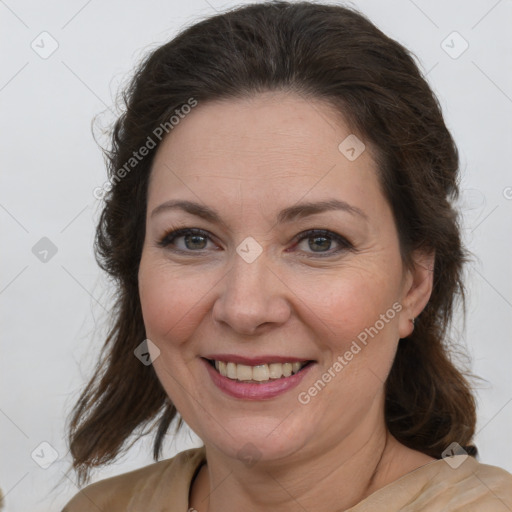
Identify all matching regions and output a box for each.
[189,411,422,512]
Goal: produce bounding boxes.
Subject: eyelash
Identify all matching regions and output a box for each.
[157,227,353,258]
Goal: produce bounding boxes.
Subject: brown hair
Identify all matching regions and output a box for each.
[67,0,477,485]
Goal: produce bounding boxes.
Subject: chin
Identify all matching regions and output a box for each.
[199,415,310,464]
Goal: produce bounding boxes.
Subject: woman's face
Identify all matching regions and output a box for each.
[138,91,430,464]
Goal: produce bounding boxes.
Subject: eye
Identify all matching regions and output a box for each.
[291,229,353,257]
[158,228,216,253]
[157,227,353,257]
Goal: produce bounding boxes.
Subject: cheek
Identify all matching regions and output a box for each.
[294,271,401,416]
[298,266,401,342]
[138,258,210,412]
[139,255,219,349]
[138,258,206,345]
[290,264,403,393]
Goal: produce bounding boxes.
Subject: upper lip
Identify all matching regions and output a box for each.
[203,354,314,365]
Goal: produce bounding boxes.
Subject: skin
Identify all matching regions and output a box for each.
[138,91,436,512]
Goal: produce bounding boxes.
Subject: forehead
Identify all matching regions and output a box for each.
[147,91,384,220]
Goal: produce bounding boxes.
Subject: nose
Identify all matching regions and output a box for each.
[211,251,291,336]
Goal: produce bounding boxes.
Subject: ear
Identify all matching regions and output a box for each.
[398,249,435,338]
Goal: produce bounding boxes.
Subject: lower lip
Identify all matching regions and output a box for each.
[202,359,314,400]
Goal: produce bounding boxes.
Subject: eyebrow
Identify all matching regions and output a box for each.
[150,198,368,224]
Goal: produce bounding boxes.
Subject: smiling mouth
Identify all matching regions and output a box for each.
[204,358,313,383]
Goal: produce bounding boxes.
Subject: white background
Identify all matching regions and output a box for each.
[1,0,511,510]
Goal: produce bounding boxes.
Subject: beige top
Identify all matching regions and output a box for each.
[62,447,512,511]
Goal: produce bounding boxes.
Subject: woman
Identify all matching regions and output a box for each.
[62,2,512,510]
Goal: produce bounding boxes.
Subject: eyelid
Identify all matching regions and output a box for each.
[157,227,217,251]
[290,229,353,257]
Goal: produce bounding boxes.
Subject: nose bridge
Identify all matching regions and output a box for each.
[213,247,288,333]
[231,248,268,296]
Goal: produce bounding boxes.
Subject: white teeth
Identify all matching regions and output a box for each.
[268,363,283,379]
[213,360,308,381]
[236,364,253,381]
[227,362,237,379]
[252,364,269,381]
